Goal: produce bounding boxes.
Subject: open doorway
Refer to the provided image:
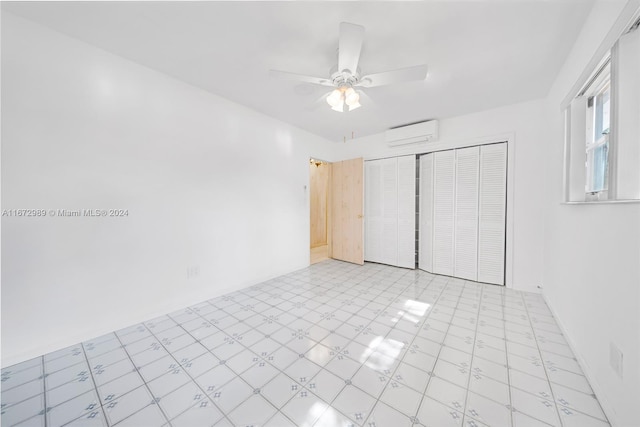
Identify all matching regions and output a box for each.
[309,156,365,265]
[310,158,330,264]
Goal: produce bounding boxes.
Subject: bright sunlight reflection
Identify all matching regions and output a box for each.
[302,401,329,427]
[360,336,404,371]
[391,299,431,324]
[314,407,354,427]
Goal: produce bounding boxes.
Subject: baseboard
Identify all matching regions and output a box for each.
[542,293,619,426]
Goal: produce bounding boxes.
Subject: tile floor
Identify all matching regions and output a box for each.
[1,260,610,427]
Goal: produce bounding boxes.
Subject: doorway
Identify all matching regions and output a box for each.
[310,158,330,264]
[309,156,365,266]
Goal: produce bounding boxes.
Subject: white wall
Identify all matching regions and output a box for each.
[616,25,640,200]
[543,1,640,426]
[0,13,337,366]
[335,99,547,293]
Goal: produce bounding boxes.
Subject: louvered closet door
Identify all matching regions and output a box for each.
[478,143,507,285]
[397,156,416,269]
[454,146,480,281]
[365,161,383,263]
[432,150,456,276]
[419,154,434,271]
[381,158,399,266]
[364,156,416,268]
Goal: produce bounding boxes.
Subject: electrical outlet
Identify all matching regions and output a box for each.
[609,342,623,378]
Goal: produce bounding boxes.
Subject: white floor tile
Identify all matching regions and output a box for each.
[547,368,593,394]
[103,386,155,426]
[551,383,607,421]
[284,358,323,385]
[169,399,222,427]
[509,368,553,398]
[512,411,558,427]
[313,406,357,427]
[325,356,362,381]
[510,388,561,427]
[365,401,413,427]
[434,359,470,388]
[209,376,253,413]
[306,344,336,367]
[147,369,191,399]
[281,390,328,427]
[425,376,467,412]
[464,391,512,427]
[416,396,464,427]
[468,372,510,405]
[64,410,107,427]
[228,394,277,426]
[557,406,611,427]
[47,390,101,426]
[308,369,345,403]
[463,415,491,427]
[331,384,376,425]
[3,260,610,427]
[379,379,423,417]
[111,403,166,427]
[261,373,301,408]
[264,411,297,426]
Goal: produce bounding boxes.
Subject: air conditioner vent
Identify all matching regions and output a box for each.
[385,120,438,147]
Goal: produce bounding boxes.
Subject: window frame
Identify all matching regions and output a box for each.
[583,63,612,200]
[560,6,640,204]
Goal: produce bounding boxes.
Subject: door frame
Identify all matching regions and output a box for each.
[309,158,332,262]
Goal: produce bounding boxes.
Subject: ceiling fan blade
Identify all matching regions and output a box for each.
[358,90,374,106]
[358,64,428,88]
[338,22,365,74]
[269,70,334,87]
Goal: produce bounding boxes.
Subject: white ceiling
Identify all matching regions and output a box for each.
[3,1,593,142]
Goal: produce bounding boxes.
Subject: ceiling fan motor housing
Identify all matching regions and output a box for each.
[330,66,361,90]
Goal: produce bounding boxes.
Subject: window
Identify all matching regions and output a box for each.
[563,15,640,202]
[584,63,611,197]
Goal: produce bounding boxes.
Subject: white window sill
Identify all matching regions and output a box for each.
[562,199,640,205]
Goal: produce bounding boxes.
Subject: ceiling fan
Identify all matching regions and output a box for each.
[270,22,428,112]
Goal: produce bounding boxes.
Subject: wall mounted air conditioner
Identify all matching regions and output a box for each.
[385,120,439,147]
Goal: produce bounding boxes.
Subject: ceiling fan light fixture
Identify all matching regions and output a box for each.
[344,88,360,107]
[331,99,345,112]
[348,101,361,111]
[326,89,342,107]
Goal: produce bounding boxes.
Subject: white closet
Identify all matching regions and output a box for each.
[365,155,416,269]
[477,144,507,284]
[432,150,456,276]
[454,146,480,281]
[418,155,433,272]
[419,143,506,285]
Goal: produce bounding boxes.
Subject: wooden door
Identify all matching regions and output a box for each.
[331,158,364,265]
